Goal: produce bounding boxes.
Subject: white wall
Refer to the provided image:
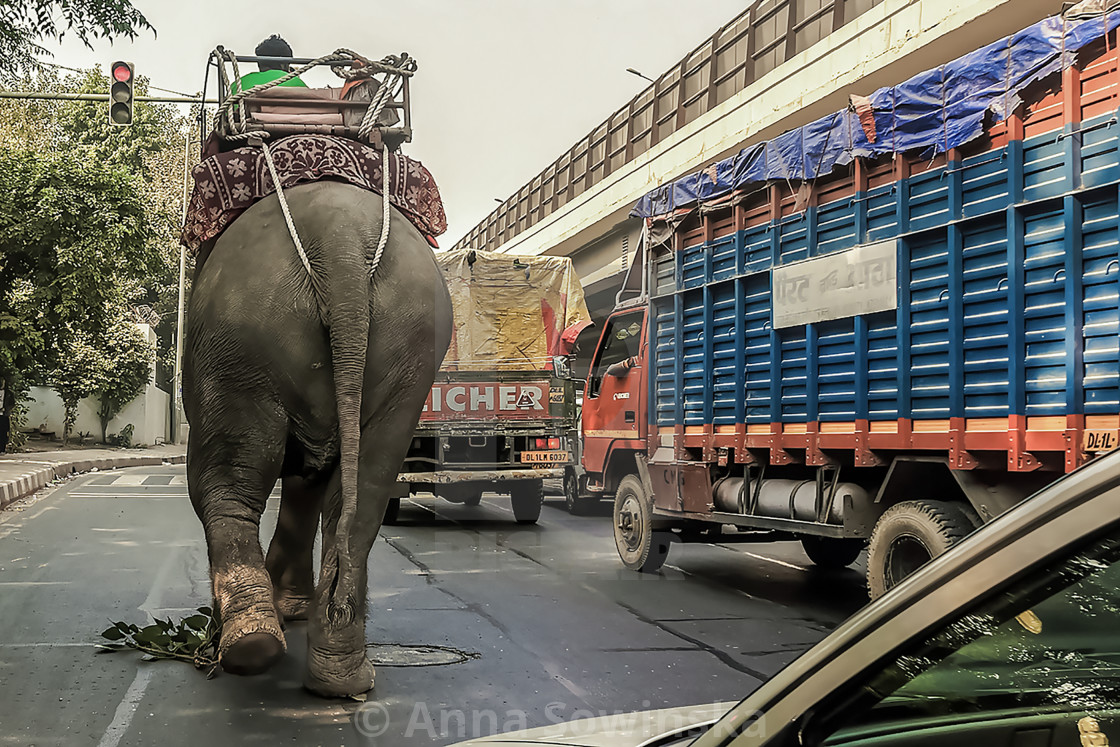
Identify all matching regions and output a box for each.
[23,384,169,446]
[21,323,170,446]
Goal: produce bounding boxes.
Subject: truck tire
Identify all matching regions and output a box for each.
[511,480,544,524]
[613,475,670,573]
[563,468,590,515]
[867,500,977,599]
[383,496,401,526]
[801,537,865,569]
[461,489,483,507]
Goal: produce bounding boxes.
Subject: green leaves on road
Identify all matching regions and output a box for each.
[98,606,220,677]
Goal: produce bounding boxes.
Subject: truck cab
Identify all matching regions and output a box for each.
[581,307,648,497]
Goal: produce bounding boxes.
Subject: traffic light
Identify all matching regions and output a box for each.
[109,61,134,126]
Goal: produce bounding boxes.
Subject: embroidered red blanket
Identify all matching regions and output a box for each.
[179,134,447,252]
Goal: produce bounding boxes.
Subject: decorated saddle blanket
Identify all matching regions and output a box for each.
[179,134,446,253]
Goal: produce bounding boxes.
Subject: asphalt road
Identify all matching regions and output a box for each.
[0,465,868,746]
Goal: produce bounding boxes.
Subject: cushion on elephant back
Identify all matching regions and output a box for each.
[179,134,446,257]
[246,86,345,125]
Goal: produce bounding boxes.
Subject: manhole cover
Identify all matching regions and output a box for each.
[365,643,479,667]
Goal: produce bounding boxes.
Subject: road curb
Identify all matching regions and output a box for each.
[0,453,187,510]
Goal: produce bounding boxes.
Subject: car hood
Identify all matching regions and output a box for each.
[447,702,736,747]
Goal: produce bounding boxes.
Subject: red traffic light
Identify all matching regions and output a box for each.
[111,62,132,83]
[108,62,134,126]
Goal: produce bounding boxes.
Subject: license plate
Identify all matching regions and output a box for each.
[1084,429,1119,453]
[520,450,567,464]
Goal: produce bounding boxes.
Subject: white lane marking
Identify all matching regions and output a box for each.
[98,525,188,746]
[1,642,98,647]
[738,550,807,572]
[112,475,152,486]
[0,581,71,586]
[139,546,183,619]
[97,668,154,747]
[68,493,187,498]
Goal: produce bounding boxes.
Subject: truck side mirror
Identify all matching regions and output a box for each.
[605,360,632,378]
[552,356,572,379]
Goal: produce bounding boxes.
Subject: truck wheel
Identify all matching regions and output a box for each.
[462,489,483,507]
[867,500,977,599]
[511,480,544,524]
[801,537,864,569]
[383,496,401,526]
[613,475,670,573]
[563,468,589,514]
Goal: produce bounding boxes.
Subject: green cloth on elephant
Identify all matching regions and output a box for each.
[231,69,307,94]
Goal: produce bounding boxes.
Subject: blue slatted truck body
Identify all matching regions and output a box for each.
[581,14,1120,595]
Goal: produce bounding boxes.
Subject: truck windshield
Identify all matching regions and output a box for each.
[589,311,643,397]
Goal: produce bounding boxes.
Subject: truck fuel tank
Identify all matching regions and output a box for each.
[713,476,867,525]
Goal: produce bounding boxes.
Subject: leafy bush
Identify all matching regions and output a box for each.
[110,423,135,448]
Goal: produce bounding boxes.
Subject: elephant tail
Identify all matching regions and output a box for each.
[323,238,375,628]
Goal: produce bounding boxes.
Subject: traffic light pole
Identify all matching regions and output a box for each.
[173,129,194,445]
[0,91,216,103]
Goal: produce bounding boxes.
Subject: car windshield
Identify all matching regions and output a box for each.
[828,529,1120,738]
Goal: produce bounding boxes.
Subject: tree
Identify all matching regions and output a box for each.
[50,332,104,443]
[1,66,194,410]
[0,147,157,384]
[60,68,187,178]
[53,69,198,389]
[0,1,153,80]
[0,67,67,152]
[94,318,154,444]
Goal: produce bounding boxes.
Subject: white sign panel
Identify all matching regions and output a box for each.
[772,240,897,329]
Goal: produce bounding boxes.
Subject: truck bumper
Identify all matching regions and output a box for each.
[398,468,565,485]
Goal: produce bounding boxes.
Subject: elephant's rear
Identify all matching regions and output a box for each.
[182,180,450,690]
[184,181,451,434]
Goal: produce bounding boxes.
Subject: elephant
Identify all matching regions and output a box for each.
[182,179,451,697]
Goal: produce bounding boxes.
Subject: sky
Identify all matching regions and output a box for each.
[43,0,748,247]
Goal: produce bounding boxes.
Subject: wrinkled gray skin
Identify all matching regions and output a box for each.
[183,181,451,697]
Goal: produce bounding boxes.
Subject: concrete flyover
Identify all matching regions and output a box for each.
[454,0,1067,322]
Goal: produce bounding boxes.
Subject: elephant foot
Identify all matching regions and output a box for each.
[275,591,313,622]
[304,650,376,698]
[219,620,286,676]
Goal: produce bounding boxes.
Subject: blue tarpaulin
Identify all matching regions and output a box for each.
[632,10,1120,219]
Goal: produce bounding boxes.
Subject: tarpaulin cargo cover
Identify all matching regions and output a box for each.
[436,250,591,371]
[632,8,1120,219]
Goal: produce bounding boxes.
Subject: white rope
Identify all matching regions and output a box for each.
[251,134,390,284]
[258,138,314,277]
[356,59,414,141]
[369,141,391,279]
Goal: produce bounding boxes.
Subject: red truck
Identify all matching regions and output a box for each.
[581,13,1120,596]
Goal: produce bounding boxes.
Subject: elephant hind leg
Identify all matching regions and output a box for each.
[266,475,326,622]
[187,419,287,676]
[200,506,287,675]
[304,395,427,698]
